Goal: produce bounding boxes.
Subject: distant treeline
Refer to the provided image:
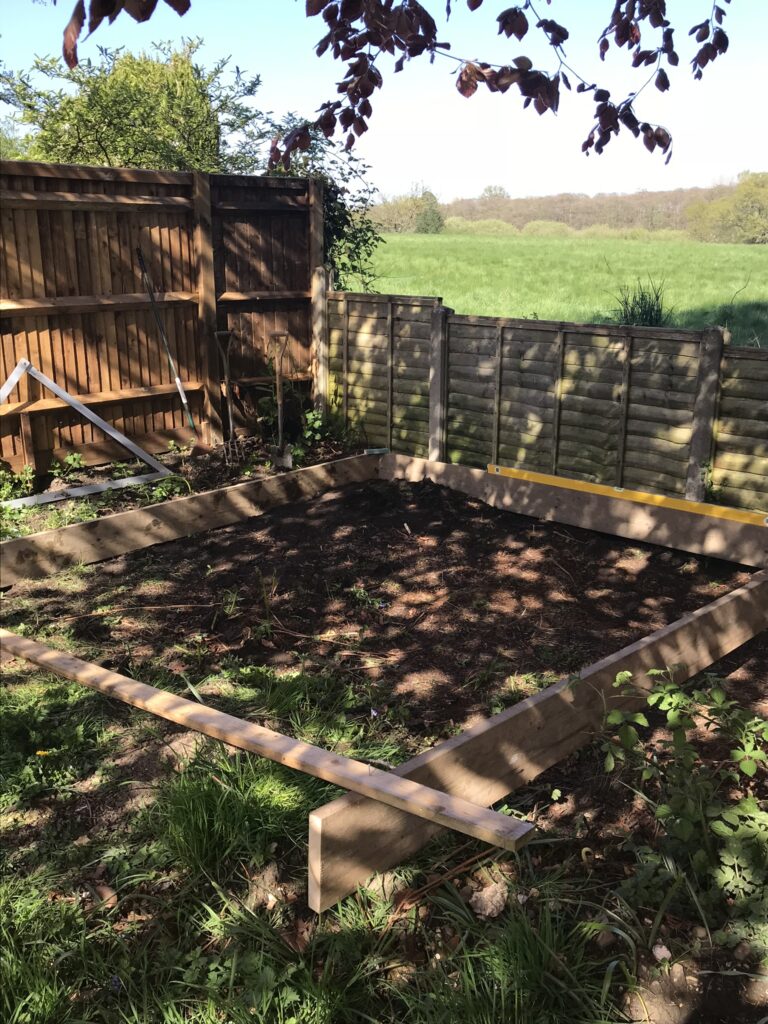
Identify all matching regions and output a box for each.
[371,173,768,243]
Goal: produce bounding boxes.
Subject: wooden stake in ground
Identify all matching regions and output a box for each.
[0,629,534,858]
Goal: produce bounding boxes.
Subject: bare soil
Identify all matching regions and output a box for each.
[4,477,762,737]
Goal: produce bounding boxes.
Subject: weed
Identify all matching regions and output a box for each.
[0,463,35,501]
[603,669,768,951]
[48,453,85,481]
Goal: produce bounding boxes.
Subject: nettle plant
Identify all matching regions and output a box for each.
[603,669,768,944]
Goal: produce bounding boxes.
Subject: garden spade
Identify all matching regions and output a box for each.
[269,332,292,469]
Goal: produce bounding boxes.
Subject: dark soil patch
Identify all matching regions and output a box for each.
[3,477,760,739]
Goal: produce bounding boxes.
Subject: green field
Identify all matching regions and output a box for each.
[367,234,768,347]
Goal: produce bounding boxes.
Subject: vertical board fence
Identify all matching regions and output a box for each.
[0,160,321,472]
[320,292,768,511]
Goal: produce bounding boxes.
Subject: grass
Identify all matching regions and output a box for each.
[364,234,768,347]
[0,650,631,1024]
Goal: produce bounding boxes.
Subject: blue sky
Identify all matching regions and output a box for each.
[1,0,766,200]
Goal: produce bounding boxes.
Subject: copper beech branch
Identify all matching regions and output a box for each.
[59,0,734,169]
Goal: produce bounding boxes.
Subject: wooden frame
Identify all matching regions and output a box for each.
[2,453,765,915]
[0,454,379,587]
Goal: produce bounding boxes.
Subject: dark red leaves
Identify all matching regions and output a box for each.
[63,0,188,67]
[497,8,528,41]
[63,0,86,68]
[536,18,569,47]
[655,68,670,91]
[306,0,326,15]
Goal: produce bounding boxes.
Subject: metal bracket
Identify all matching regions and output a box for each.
[1,359,173,509]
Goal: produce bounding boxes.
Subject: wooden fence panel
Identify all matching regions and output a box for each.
[327,293,433,455]
[0,161,317,471]
[712,347,768,510]
[325,294,767,512]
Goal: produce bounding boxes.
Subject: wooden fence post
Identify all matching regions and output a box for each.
[308,178,324,273]
[429,303,449,462]
[192,171,223,445]
[685,327,726,502]
[550,329,565,475]
[311,266,329,415]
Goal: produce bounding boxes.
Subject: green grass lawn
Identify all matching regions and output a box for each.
[365,235,768,347]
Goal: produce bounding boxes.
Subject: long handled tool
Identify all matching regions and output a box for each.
[136,246,210,454]
[215,330,244,466]
[269,332,292,469]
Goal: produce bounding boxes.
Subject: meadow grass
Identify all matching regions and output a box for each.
[366,234,768,346]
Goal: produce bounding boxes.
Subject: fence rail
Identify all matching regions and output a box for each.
[0,160,322,472]
[320,288,768,511]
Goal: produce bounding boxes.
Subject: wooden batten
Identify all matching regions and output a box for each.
[0,627,533,854]
[308,566,768,910]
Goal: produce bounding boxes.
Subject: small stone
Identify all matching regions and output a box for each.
[469,881,508,920]
[733,940,752,962]
[692,926,708,940]
[670,963,685,986]
[652,942,672,962]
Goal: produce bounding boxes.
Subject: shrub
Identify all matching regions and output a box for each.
[521,219,575,237]
[613,276,672,327]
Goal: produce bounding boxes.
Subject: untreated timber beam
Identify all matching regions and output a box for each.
[0,292,197,319]
[308,568,768,911]
[0,629,533,855]
[0,455,379,587]
[380,455,767,568]
[1,382,203,419]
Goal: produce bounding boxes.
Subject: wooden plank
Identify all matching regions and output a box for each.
[0,628,532,855]
[685,327,724,501]
[0,293,196,318]
[309,565,768,910]
[0,160,192,184]
[0,190,193,212]
[0,455,379,586]
[380,456,767,564]
[217,291,311,303]
[0,381,203,418]
[192,172,222,444]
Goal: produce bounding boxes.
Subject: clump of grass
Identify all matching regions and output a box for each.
[149,743,336,879]
[613,276,672,327]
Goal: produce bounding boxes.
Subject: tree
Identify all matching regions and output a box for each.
[370,186,444,234]
[59,1,736,168]
[0,117,32,160]
[686,173,768,244]
[0,42,381,287]
[0,41,264,172]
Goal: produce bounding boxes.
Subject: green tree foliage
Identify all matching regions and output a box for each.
[0,41,380,287]
[0,116,32,160]
[686,172,768,244]
[371,187,445,235]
